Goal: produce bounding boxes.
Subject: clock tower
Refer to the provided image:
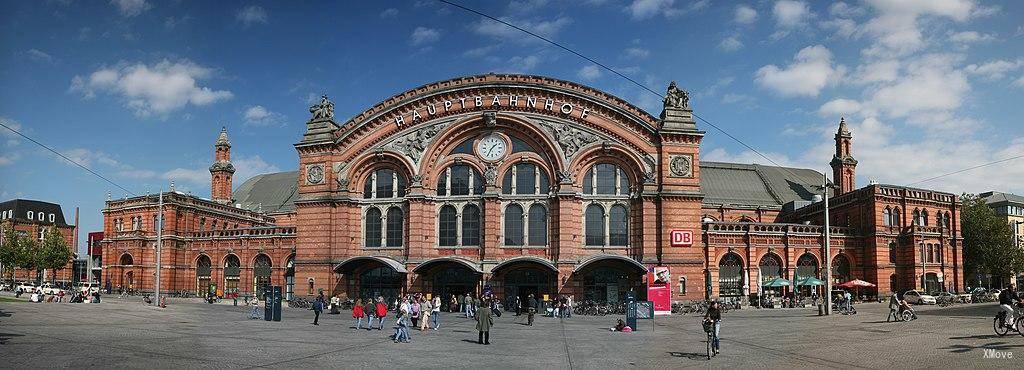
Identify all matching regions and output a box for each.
[210,126,235,204]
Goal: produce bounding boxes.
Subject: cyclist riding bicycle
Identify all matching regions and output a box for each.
[703,300,722,355]
[999,284,1022,330]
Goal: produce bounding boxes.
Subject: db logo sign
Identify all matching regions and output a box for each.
[670,230,693,247]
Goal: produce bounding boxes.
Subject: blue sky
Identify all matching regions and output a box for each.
[1,0,1023,252]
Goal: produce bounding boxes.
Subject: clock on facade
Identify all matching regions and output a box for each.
[476,134,508,161]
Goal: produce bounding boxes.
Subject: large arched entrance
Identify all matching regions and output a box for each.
[253,254,272,298]
[718,253,744,298]
[574,255,646,305]
[795,253,820,296]
[224,254,241,297]
[285,254,295,301]
[831,254,851,285]
[492,256,558,309]
[414,257,483,306]
[335,256,407,304]
[758,252,783,295]
[118,253,134,293]
[196,255,212,297]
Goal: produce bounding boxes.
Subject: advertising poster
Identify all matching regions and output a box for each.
[647,266,672,315]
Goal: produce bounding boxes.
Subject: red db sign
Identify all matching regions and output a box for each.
[670,230,693,247]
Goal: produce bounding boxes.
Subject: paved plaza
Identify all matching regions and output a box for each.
[0,295,1020,369]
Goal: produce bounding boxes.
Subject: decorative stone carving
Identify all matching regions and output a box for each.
[483,111,497,127]
[309,95,335,121]
[643,171,656,184]
[484,165,498,186]
[557,170,573,184]
[539,120,598,159]
[335,178,349,189]
[664,81,689,109]
[669,154,693,178]
[391,123,447,160]
[305,163,325,184]
[411,175,423,186]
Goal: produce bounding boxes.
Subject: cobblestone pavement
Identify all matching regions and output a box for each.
[0,295,1020,369]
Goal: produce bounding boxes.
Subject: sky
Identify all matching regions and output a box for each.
[1,0,1023,253]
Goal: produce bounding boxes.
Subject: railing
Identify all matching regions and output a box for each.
[185,226,297,238]
[705,222,852,236]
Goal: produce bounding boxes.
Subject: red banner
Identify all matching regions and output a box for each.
[647,266,672,315]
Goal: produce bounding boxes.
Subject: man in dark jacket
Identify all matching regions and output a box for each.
[527,294,537,326]
[999,285,1022,330]
[476,300,494,344]
[312,295,325,326]
[363,299,376,330]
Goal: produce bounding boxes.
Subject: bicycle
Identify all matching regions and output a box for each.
[289,297,312,310]
[993,303,1024,337]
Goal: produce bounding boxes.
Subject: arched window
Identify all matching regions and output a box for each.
[504,204,524,246]
[119,253,134,266]
[437,164,484,196]
[364,208,382,248]
[883,208,892,226]
[888,241,897,263]
[502,163,549,195]
[583,163,629,196]
[943,212,951,229]
[363,169,406,199]
[609,204,629,246]
[461,204,480,246]
[921,210,929,226]
[386,207,403,247]
[832,254,851,285]
[892,208,901,227]
[913,209,921,226]
[585,204,606,246]
[528,204,547,246]
[438,205,458,247]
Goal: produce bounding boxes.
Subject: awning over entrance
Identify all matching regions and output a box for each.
[573,254,647,273]
[492,255,559,274]
[334,256,407,274]
[412,256,483,274]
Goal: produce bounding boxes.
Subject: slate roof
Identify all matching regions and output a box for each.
[0,199,70,226]
[979,191,1024,207]
[699,162,827,208]
[233,171,299,214]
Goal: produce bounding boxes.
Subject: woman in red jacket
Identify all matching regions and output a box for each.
[374,298,388,330]
[353,298,365,329]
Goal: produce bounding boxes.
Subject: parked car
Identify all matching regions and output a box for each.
[16,283,38,293]
[903,290,936,305]
[79,283,100,295]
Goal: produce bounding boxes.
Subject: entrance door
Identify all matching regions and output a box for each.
[718,253,744,298]
[123,271,134,292]
[253,254,272,299]
[285,256,295,301]
[196,255,212,297]
[503,267,551,306]
[359,266,402,303]
[432,266,480,307]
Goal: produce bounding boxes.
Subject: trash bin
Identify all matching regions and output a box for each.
[818,304,824,316]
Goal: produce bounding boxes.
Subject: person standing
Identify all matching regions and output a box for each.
[420,297,433,331]
[449,295,457,313]
[475,300,494,345]
[431,295,442,330]
[886,291,900,322]
[459,294,466,315]
[312,295,324,326]
[527,294,537,326]
[249,296,261,319]
[703,300,722,355]
[565,295,573,318]
[374,298,388,330]
[411,298,421,328]
[363,299,376,330]
[353,298,366,329]
[514,295,522,316]
[395,298,411,343]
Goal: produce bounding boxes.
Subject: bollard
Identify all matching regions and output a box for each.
[159,296,166,308]
[818,304,823,316]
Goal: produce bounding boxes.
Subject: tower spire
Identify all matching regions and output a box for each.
[830,117,857,195]
[210,126,235,203]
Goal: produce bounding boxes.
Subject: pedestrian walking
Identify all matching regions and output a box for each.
[514,295,522,316]
[420,297,433,331]
[353,298,366,329]
[459,294,466,315]
[475,300,494,345]
[249,296,261,319]
[527,294,537,326]
[431,295,441,330]
[566,295,573,318]
[411,298,421,328]
[363,299,376,330]
[886,291,900,322]
[394,299,411,343]
[374,298,388,330]
[312,295,324,326]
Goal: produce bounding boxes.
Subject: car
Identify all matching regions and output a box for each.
[903,290,936,305]
[16,282,38,293]
[79,283,100,295]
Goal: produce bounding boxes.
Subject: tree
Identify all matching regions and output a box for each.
[15,235,40,284]
[961,194,1024,287]
[38,228,72,284]
[0,228,26,283]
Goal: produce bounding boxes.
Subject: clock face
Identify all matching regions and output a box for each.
[476,134,507,161]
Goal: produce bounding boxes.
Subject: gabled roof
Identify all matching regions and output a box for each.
[979,191,1024,207]
[699,162,826,208]
[233,171,299,214]
[0,199,69,226]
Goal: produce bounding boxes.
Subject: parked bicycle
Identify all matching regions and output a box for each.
[289,297,312,310]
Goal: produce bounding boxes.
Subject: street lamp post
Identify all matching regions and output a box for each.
[155,190,163,307]
[822,174,832,316]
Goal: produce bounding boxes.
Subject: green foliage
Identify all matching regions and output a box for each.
[39,228,72,282]
[0,228,24,281]
[961,194,1024,280]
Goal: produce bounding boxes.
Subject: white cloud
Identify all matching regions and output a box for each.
[110,0,150,17]
[964,59,1023,80]
[0,117,23,147]
[819,18,858,38]
[243,105,286,126]
[852,60,900,84]
[162,167,207,185]
[773,0,811,29]
[734,5,758,24]
[507,55,541,72]
[868,53,968,118]
[462,46,497,58]
[624,47,650,59]
[721,93,756,106]
[25,49,54,64]
[0,152,18,166]
[861,0,976,57]
[70,59,233,117]
[472,16,571,41]
[948,31,996,44]
[236,5,268,27]
[410,27,441,45]
[828,2,865,18]
[577,65,601,80]
[717,36,743,52]
[755,45,844,97]
[163,155,280,186]
[1015,76,1024,88]
[818,98,863,117]
[57,148,156,179]
[626,0,677,20]
[380,8,399,18]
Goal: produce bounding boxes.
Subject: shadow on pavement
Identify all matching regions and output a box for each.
[0,332,24,344]
[940,340,1024,354]
[668,352,708,360]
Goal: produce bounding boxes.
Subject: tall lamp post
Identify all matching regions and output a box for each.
[155,190,163,307]
[822,174,833,316]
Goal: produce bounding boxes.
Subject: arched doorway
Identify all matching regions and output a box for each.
[795,253,819,296]
[335,256,407,303]
[196,255,212,297]
[119,253,134,293]
[719,253,744,298]
[758,253,783,296]
[122,271,134,292]
[493,257,558,309]
[224,254,241,297]
[253,254,272,298]
[285,254,295,301]
[574,255,646,305]
[414,258,483,306]
[832,254,851,285]
[924,273,940,294]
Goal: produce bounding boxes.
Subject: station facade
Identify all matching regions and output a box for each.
[99,74,963,304]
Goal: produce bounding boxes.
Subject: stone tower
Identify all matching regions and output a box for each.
[830,117,857,195]
[209,126,235,203]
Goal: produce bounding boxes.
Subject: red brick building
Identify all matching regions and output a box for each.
[99,74,963,304]
[0,199,78,283]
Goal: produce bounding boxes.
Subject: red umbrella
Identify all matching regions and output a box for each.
[838,279,876,288]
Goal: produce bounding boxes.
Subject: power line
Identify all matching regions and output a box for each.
[436,0,798,174]
[907,154,1024,187]
[0,120,136,197]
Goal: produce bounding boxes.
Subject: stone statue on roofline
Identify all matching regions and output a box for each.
[663,81,690,109]
[309,95,335,121]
